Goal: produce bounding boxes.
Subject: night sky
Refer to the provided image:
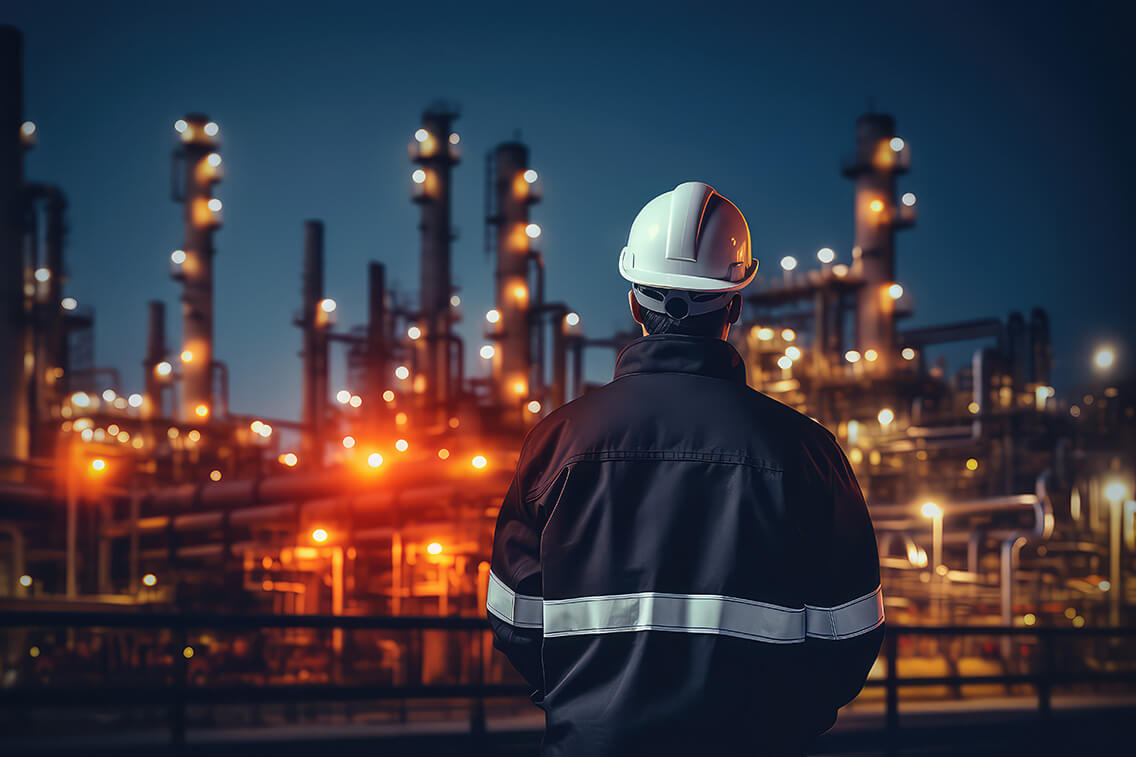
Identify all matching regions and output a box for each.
[6,1,1134,424]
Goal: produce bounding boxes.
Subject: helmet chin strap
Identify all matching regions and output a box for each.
[632,285,736,321]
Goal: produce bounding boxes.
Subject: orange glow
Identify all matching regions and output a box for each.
[395,439,409,452]
[90,458,106,473]
[395,412,408,425]
[194,403,209,418]
[394,365,410,380]
[180,349,194,363]
[966,458,979,471]
[512,284,528,302]
[485,309,501,324]
[279,452,299,467]
[869,199,884,213]
[527,400,542,414]
[209,469,222,482]
[448,416,460,428]
[311,527,329,544]
[367,452,384,468]
[512,380,527,395]
[471,455,488,469]
[142,573,157,587]
[426,541,443,555]
[382,390,395,402]
[864,349,879,362]
[342,435,356,449]
[437,448,450,460]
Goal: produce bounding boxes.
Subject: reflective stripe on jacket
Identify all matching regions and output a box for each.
[488,334,885,756]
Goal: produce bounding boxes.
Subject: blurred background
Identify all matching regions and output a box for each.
[1,1,1134,754]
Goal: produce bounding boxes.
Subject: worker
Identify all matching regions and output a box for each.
[487,181,884,756]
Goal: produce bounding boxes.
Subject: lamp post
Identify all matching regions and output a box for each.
[922,501,944,621]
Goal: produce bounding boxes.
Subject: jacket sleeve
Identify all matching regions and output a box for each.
[487,466,546,698]
[791,428,885,734]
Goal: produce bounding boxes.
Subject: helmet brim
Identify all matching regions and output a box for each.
[619,248,758,292]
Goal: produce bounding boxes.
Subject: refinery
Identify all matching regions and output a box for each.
[1,19,1134,748]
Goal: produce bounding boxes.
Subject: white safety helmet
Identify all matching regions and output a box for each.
[619,181,756,320]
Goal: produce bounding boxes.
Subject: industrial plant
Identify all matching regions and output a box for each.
[0,21,1133,746]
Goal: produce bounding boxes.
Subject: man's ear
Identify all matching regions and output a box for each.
[727,294,742,325]
[628,289,643,325]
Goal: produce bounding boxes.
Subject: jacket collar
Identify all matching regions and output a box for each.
[614,334,748,384]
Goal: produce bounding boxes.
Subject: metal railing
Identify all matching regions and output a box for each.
[2,611,1135,754]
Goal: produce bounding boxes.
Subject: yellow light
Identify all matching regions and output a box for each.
[779,256,797,271]
[817,247,835,264]
[35,267,51,282]
[565,312,580,327]
[785,346,801,360]
[382,390,395,402]
[486,309,501,324]
[131,437,144,449]
[512,380,527,395]
[342,435,355,449]
[1072,615,1085,628]
[1093,347,1115,370]
[155,361,172,376]
[280,452,298,467]
[781,329,796,342]
[426,541,443,555]
[849,448,863,464]
[870,199,884,212]
[207,198,222,212]
[1023,613,1036,626]
[864,349,879,362]
[438,448,450,460]
[902,347,916,361]
[449,416,460,428]
[471,455,488,469]
[349,395,362,408]
[890,137,905,151]
[394,411,408,426]
[888,283,904,299]
[449,133,460,144]
[180,349,194,363]
[968,401,980,414]
[71,391,91,407]
[512,284,528,301]
[394,365,410,380]
[62,296,78,310]
[524,169,539,183]
[479,344,496,359]
[187,429,201,442]
[311,528,329,543]
[527,400,542,414]
[128,393,143,407]
[415,128,429,142]
[19,574,32,587]
[966,458,979,471]
[1064,607,1076,619]
[203,121,219,136]
[90,458,106,472]
[1104,480,1129,502]
[921,501,942,519]
[407,325,422,340]
[182,645,195,659]
[29,646,40,658]
[319,298,337,313]
[833,264,849,277]
[395,439,409,452]
[367,452,383,468]
[878,408,895,425]
[142,573,157,587]
[777,356,793,370]
[525,223,542,239]
[757,328,774,341]
[194,403,209,418]
[450,294,461,307]
[412,169,426,184]
[844,350,861,363]
[167,427,179,439]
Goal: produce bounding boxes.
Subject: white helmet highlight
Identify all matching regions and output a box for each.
[619,181,756,320]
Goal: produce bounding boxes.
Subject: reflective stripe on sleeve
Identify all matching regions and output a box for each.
[486,570,543,629]
[805,585,885,640]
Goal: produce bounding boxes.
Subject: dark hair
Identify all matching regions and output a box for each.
[639,301,735,337]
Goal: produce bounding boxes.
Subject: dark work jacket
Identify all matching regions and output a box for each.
[487,334,884,757]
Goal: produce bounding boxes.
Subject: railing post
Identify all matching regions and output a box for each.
[171,624,187,754]
[885,628,899,757]
[1037,628,1053,724]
